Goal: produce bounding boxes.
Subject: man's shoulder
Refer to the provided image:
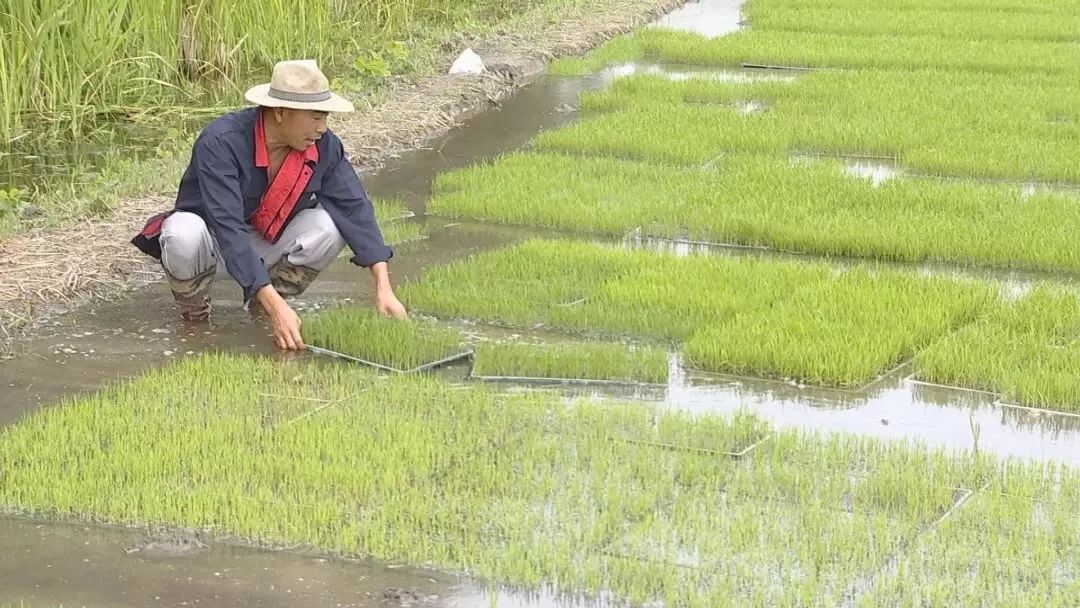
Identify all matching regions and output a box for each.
[199,107,259,143]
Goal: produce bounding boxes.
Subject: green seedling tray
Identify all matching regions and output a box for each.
[307,345,474,374]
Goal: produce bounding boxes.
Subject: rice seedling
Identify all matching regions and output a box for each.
[858,461,1080,606]
[541,67,1080,183]
[380,220,428,246]
[0,352,1072,605]
[430,152,711,239]
[684,266,996,387]
[750,0,1076,13]
[914,285,1080,413]
[551,27,1080,76]
[373,197,412,223]
[471,340,669,384]
[302,306,468,372]
[742,3,1080,43]
[398,239,644,328]
[431,150,1080,274]
[400,238,831,342]
[551,252,830,341]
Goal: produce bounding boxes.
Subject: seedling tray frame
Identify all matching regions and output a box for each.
[308,345,474,374]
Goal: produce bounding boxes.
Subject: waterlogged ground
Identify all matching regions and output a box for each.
[3,0,1080,605]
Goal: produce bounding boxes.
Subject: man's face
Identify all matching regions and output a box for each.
[275,108,329,151]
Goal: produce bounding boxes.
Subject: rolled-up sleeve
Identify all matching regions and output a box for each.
[317,138,393,267]
[195,135,271,303]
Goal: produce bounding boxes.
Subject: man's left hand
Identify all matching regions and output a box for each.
[375,289,407,319]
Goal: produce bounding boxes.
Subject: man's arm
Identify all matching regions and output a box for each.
[196,135,305,348]
[318,135,406,318]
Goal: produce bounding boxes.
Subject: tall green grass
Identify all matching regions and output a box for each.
[4,353,1072,605]
[0,0,580,142]
[915,286,1080,413]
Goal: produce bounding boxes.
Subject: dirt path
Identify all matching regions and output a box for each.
[0,0,683,354]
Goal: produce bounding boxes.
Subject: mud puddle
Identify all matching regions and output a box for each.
[0,516,564,608]
[650,0,745,37]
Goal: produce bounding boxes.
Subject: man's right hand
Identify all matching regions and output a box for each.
[257,285,305,350]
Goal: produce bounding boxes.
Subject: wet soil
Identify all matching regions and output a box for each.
[0,517,537,607]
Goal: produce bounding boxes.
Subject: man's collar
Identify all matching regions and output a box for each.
[254,110,269,168]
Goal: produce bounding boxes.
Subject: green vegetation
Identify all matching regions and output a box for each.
[0,0,589,142]
[538,68,1080,183]
[472,340,669,383]
[860,464,1080,606]
[743,4,1080,43]
[1,353,1074,605]
[684,267,994,387]
[0,0,601,233]
[915,286,1080,413]
[747,0,1077,12]
[550,28,1080,75]
[302,307,466,372]
[381,220,427,246]
[403,240,997,386]
[432,151,1080,273]
[399,239,828,341]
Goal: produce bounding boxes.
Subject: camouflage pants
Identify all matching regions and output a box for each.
[159,206,345,319]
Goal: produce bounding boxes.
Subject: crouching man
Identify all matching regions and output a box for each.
[132,60,406,350]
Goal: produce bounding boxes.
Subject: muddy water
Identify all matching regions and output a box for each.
[4,0,1080,604]
[0,516,575,608]
[650,0,745,37]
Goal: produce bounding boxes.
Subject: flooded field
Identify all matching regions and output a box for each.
[3,0,1080,605]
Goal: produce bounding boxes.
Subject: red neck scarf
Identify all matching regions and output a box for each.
[250,111,319,243]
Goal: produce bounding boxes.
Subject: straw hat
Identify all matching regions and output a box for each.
[244,59,354,113]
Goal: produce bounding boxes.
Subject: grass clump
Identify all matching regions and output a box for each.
[302,306,465,371]
[472,340,669,384]
[684,267,996,387]
[914,285,1080,413]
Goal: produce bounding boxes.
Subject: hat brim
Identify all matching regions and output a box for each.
[244,83,355,113]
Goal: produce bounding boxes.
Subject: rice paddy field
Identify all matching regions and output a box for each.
[5,0,1080,605]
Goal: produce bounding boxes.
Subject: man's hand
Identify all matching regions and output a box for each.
[257,285,305,350]
[369,261,407,319]
[375,289,407,319]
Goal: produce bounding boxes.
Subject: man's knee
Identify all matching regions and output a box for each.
[160,212,215,280]
[288,208,345,270]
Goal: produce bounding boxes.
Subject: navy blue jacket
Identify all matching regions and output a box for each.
[175,107,392,302]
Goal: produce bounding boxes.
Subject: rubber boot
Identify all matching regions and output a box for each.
[166,266,215,322]
[269,258,321,297]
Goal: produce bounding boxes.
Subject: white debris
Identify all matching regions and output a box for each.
[449,48,485,75]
